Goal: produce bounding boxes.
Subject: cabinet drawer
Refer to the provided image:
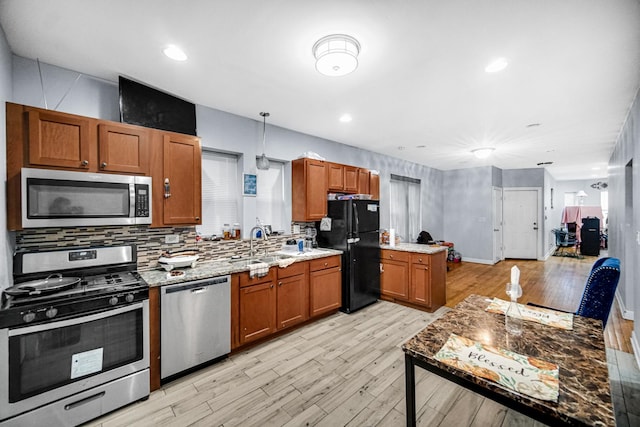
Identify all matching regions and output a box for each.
[309,255,341,271]
[239,267,276,288]
[380,249,410,263]
[277,260,307,278]
[411,253,431,265]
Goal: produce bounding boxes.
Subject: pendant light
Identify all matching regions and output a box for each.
[257,112,270,170]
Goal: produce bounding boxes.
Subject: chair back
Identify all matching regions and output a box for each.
[576,257,620,328]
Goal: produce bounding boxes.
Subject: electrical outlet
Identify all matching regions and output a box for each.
[292,225,301,234]
[636,231,640,245]
[165,234,179,244]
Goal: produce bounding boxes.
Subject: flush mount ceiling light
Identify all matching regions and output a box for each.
[485,57,508,73]
[471,147,495,159]
[163,45,187,61]
[257,112,270,170]
[313,34,360,77]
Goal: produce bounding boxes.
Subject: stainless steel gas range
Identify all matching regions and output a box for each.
[0,245,150,426]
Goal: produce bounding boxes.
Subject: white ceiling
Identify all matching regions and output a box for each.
[1,0,639,180]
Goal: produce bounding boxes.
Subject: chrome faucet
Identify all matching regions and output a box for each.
[250,225,268,257]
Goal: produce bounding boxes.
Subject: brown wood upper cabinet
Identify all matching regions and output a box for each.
[357,168,370,194]
[98,123,150,174]
[152,132,202,226]
[343,165,358,193]
[327,162,345,191]
[26,108,93,170]
[23,105,150,174]
[292,157,328,221]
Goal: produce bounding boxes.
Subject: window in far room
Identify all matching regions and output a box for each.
[389,174,421,243]
[198,150,240,237]
[256,159,286,234]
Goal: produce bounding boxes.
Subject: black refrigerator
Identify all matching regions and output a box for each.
[316,199,380,313]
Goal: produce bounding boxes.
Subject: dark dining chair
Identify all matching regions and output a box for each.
[530,257,621,328]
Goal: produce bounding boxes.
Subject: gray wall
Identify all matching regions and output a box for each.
[608,86,640,340]
[442,167,494,263]
[0,27,12,287]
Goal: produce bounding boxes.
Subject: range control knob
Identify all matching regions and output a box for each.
[45,307,58,319]
[125,294,134,303]
[22,311,36,323]
[108,296,119,306]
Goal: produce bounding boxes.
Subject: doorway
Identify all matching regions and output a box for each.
[503,188,541,259]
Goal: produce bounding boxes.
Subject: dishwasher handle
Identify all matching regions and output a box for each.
[162,275,230,295]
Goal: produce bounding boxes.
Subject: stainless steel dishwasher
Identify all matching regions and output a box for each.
[160,275,231,380]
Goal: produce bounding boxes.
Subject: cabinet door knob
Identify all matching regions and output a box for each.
[81,160,89,166]
[100,162,107,168]
[324,262,328,267]
[278,282,282,287]
[270,284,274,288]
[418,258,422,262]
[390,254,394,259]
[195,217,200,221]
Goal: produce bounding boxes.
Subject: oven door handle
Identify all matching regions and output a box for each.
[8,302,145,336]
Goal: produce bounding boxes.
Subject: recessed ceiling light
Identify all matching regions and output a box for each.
[526,123,541,128]
[416,145,426,148]
[592,167,601,170]
[163,45,187,61]
[485,57,508,73]
[471,147,495,159]
[339,114,352,123]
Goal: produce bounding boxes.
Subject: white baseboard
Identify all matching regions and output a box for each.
[461,257,495,265]
[632,332,640,369]
[615,290,635,321]
[542,246,555,260]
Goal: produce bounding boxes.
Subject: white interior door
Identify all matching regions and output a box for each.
[493,187,504,263]
[503,189,539,259]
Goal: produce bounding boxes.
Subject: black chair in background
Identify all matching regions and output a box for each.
[529,257,621,328]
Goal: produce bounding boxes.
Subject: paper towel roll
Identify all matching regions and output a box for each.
[389,229,395,247]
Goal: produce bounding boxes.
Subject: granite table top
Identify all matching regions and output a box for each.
[139,248,343,287]
[402,294,614,427]
[380,242,448,254]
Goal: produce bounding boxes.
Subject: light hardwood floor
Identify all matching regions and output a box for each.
[86,254,636,426]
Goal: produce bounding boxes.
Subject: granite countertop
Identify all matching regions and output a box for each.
[380,242,448,254]
[402,294,614,426]
[140,248,342,287]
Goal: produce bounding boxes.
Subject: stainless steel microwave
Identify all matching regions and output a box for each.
[21,168,152,228]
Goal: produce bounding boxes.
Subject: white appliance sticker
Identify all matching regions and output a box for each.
[70,348,104,379]
[367,204,378,212]
[320,217,332,231]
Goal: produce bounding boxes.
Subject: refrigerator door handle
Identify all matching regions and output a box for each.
[347,237,360,244]
[353,202,360,237]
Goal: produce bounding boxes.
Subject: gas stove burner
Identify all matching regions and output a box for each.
[1,245,149,328]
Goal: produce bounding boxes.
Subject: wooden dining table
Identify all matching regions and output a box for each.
[402,294,615,426]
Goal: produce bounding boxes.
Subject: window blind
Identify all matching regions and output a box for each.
[198,150,239,237]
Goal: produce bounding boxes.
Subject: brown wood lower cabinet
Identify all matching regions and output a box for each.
[238,269,277,346]
[380,250,410,300]
[380,249,447,312]
[276,262,309,329]
[309,256,342,317]
[231,256,342,351]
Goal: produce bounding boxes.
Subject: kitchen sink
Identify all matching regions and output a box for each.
[228,258,263,268]
[258,254,294,263]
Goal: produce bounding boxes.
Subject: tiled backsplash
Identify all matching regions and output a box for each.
[15,224,315,271]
